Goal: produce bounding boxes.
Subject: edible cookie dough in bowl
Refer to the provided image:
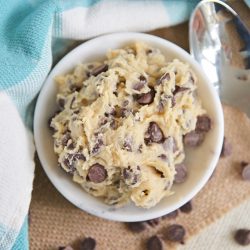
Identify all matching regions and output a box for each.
[34,32,224,222]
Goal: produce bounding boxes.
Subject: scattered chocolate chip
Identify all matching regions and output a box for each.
[220,137,232,157]
[90,64,108,77]
[162,210,179,219]
[242,163,250,181]
[80,237,96,250]
[195,115,211,132]
[58,246,74,250]
[145,122,164,144]
[174,163,187,184]
[92,138,103,154]
[180,201,192,213]
[164,224,186,243]
[234,229,250,246]
[126,222,147,233]
[87,163,107,183]
[137,88,155,105]
[184,131,205,147]
[146,218,160,227]
[241,161,249,167]
[146,235,163,250]
[157,72,170,85]
[173,86,189,95]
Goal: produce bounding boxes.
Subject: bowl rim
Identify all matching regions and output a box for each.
[34,31,224,222]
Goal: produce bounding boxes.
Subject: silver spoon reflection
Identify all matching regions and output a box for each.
[189,0,250,116]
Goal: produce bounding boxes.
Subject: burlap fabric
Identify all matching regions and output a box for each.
[29,104,250,250]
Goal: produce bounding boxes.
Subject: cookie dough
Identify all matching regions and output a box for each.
[50,42,206,208]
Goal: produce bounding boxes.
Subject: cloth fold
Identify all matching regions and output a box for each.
[0,1,199,249]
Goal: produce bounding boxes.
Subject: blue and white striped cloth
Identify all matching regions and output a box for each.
[0,1,200,249]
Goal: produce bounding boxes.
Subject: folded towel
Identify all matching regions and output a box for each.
[0,1,199,249]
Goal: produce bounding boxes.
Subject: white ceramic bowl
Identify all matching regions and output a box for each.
[34,32,224,222]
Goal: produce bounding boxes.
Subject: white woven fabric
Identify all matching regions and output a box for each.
[180,198,250,250]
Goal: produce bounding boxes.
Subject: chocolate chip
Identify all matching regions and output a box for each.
[133,75,147,91]
[234,229,250,246]
[171,96,176,107]
[162,210,179,219]
[220,137,232,157]
[184,131,205,147]
[90,64,108,77]
[123,166,141,185]
[123,137,132,152]
[157,101,164,113]
[146,218,160,227]
[70,96,76,109]
[137,88,155,105]
[174,163,187,184]
[158,154,167,161]
[87,163,107,183]
[67,142,75,150]
[145,122,164,144]
[48,111,60,132]
[58,246,74,250]
[138,144,143,153]
[146,235,163,250]
[162,137,177,152]
[173,86,189,95]
[110,119,118,130]
[69,84,81,92]
[157,72,170,85]
[242,163,250,181]
[58,98,65,110]
[164,224,186,243]
[74,153,86,161]
[122,100,129,107]
[195,115,211,132]
[80,237,96,250]
[62,132,71,146]
[92,138,103,154]
[63,157,76,174]
[126,222,147,233]
[179,201,192,213]
[241,161,249,167]
[146,49,153,54]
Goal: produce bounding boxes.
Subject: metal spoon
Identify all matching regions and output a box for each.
[189,0,250,116]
